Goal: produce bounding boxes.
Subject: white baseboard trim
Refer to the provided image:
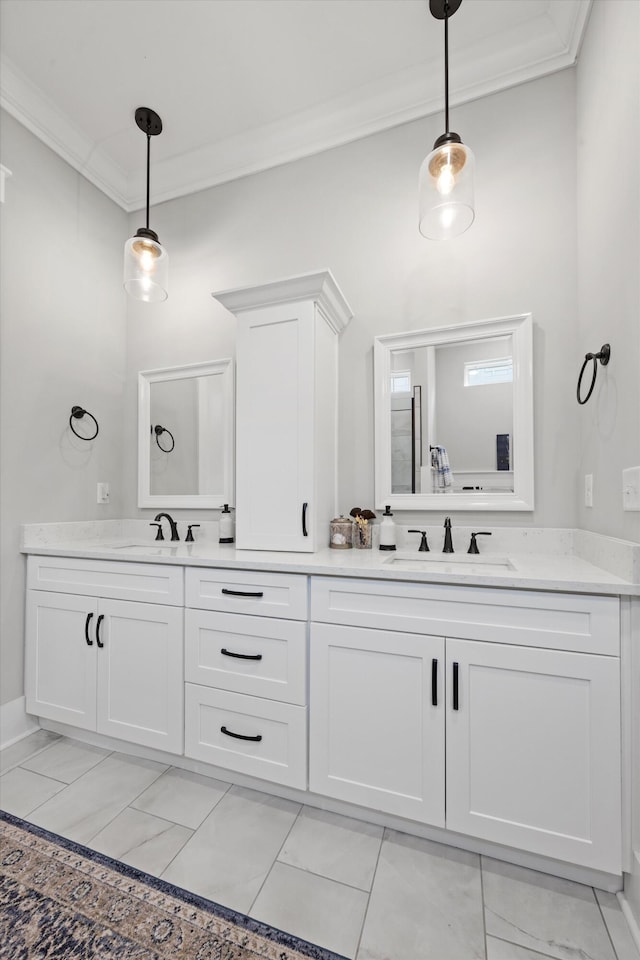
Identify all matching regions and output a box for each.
[618,891,640,954]
[0,697,39,749]
[39,718,623,893]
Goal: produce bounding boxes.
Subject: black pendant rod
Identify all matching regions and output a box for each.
[444,1,450,134]
[145,131,151,231]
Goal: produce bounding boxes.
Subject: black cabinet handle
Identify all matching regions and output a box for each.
[302,502,308,537]
[221,648,263,661]
[84,612,94,646]
[221,588,264,598]
[96,614,104,649]
[220,725,262,743]
[453,661,459,711]
[431,658,438,706]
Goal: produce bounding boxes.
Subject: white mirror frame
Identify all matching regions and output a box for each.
[374,313,534,511]
[138,359,234,509]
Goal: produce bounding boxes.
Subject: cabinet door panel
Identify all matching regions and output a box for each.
[96,600,183,754]
[310,623,445,825]
[446,639,621,873]
[235,305,315,551]
[25,591,97,729]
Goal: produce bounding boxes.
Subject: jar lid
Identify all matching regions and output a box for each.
[331,515,352,524]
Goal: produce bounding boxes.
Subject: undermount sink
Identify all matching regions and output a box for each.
[111,541,180,552]
[384,552,515,574]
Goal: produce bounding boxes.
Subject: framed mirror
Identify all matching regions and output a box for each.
[138,359,234,509]
[374,314,533,511]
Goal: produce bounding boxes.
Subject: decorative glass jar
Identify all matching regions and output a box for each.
[353,518,373,549]
[329,516,353,549]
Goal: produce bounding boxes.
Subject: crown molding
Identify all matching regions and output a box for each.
[213,269,353,332]
[0,58,130,208]
[1,1,591,212]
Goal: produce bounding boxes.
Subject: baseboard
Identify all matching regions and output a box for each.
[39,718,623,893]
[618,891,640,954]
[0,697,39,749]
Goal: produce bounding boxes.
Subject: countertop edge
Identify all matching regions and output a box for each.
[20,543,640,598]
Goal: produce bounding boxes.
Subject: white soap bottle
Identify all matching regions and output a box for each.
[219,504,235,544]
[379,505,396,551]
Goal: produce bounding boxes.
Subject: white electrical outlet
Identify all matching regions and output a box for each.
[584,474,593,508]
[622,466,640,511]
[97,482,110,504]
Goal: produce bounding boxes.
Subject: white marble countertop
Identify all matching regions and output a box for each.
[20,522,640,596]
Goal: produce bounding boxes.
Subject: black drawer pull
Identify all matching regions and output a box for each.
[221,588,264,598]
[453,661,459,711]
[96,614,104,648]
[431,658,438,706]
[221,648,263,661]
[220,725,262,743]
[302,502,308,537]
[84,612,94,646]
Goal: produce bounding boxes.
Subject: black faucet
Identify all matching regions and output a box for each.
[408,529,430,552]
[468,531,492,554]
[153,512,180,541]
[443,517,454,553]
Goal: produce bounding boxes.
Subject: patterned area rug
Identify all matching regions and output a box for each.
[0,810,348,959]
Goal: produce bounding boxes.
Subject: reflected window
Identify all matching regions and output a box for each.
[391,371,411,394]
[464,357,513,387]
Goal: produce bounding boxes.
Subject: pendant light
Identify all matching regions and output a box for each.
[419,0,475,240]
[124,107,168,302]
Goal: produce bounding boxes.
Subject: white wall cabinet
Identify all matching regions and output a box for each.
[214,271,353,551]
[25,557,184,754]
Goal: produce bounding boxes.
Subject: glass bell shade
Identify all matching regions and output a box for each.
[123,231,168,303]
[419,136,475,240]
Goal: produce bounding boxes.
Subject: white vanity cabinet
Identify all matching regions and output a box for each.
[310,577,622,873]
[310,622,445,825]
[25,556,184,754]
[214,271,352,552]
[445,638,622,874]
[183,567,308,787]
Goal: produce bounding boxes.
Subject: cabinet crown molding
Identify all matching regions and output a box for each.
[212,269,353,333]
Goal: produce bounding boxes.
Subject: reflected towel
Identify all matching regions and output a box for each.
[432,445,454,489]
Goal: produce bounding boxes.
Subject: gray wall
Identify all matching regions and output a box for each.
[0,111,127,704]
[575,0,640,930]
[123,68,580,531]
[576,0,640,543]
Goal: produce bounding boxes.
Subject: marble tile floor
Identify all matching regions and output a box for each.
[1,731,638,960]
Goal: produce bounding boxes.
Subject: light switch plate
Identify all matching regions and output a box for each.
[622,467,640,511]
[97,482,110,504]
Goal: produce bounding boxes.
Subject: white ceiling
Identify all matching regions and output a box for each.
[0,0,591,212]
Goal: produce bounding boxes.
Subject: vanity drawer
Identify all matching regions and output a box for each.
[27,556,184,606]
[310,577,620,656]
[185,609,307,705]
[185,568,307,620]
[184,684,307,789]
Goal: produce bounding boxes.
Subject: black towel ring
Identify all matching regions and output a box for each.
[577,344,610,405]
[153,424,175,453]
[69,405,99,440]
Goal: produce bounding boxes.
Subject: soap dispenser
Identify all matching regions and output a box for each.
[219,504,235,544]
[379,505,397,551]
